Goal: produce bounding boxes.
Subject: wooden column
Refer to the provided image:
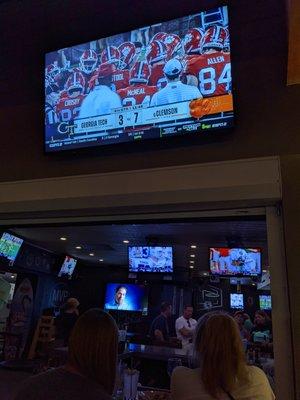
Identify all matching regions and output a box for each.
[287,0,300,84]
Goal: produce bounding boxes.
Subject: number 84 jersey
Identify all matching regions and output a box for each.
[184,51,231,97]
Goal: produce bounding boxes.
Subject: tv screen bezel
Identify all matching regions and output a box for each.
[127,245,174,274]
[104,282,148,313]
[44,5,234,154]
[208,246,262,278]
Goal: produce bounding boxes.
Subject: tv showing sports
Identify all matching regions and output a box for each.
[128,246,173,273]
[209,247,261,276]
[104,283,148,313]
[58,256,77,279]
[0,233,23,265]
[230,293,244,309]
[45,6,233,152]
[259,295,272,310]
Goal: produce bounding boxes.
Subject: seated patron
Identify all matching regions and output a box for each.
[233,310,251,342]
[149,302,178,346]
[251,310,272,344]
[14,309,118,400]
[171,312,275,400]
[175,305,197,348]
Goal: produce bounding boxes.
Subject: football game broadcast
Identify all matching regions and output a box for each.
[45,6,233,152]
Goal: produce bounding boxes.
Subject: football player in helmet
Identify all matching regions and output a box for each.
[151,32,167,42]
[56,71,86,122]
[45,75,60,125]
[184,25,231,97]
[117,61,157,107]
[45,63,61,80]
[79,63,122,119]
[79,49,98,74]
[146,40,168,89]
[100,46,129,91]
[150,58,201,106]
[162,33,184,60]
[183,28,204,55]
[118,42,136,70]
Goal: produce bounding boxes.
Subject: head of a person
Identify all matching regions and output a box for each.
[163,58,182,82]
[115,286,127,305]
[193,312,249,398]
[254,310,269,327]
[64,297,80,313]
[161,301,172,317]
[233,310,245,327]
[68,308,118,395]
[96,63,116,87]
[21,295,32,312]
[183,305,193,320]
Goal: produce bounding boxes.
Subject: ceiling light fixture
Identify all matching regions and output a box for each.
[89,253,95,256]
[191,245,197,249]
[189,265,194,269]
[262,269,267,273]
[99,259,104,262]
[60,237,67,241]
[190,260,194,263]
[75,246,82,250]
[123,240,130,244]
[190,254,195,258]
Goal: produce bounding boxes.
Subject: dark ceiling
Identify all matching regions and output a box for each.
[10,218,268,271]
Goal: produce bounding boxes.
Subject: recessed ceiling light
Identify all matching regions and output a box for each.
[189,265,194,269]
[99,259,104,262]
[262,269,267,273]
[191,245,197,249]
[190,260,194,263]
[252,283,256,286]
[60,237,67,241]
[75,246,82,250]
[89,253,95,256]
[203,272,208,276]
[123,240,130,244]
[190,254,195,258]
[11,275,15,279]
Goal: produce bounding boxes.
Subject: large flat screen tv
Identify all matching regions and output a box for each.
[45,6,233,152]
[128,246,173,273]
[58,256,77,279]
[104,283,148,313]
[209,247,261,277]
[0,233,23,265]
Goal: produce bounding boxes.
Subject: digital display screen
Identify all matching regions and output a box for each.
[230,293,244,309]
[58,256,77,279]
[45,6,233,152]
[128,246,173,273]
[259,295,272,310]
[104,283,148,312]
[0,233,23,264]
[209,247,261,276]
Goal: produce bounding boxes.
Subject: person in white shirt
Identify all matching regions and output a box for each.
[79,63,122,119]
[150,58,202,107]
[175,305,197,348]
[171,312,275,400]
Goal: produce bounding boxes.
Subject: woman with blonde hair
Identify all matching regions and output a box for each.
[14,309,118,400]
[171,312,275,399]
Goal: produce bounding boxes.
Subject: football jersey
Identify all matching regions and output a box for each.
[111,69,129,91]
[185,52,231,97]
[56,94,86,122]
[150,81,201,107]
[118,84,157,107]
[73,68,95,92]
[149,63,168,89]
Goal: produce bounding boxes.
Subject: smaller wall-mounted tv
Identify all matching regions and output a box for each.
[0,233,23,265]
[104,283,148,313]
[128,246,173,273]
[259,295,272,310]
[230,293,244,309]
[209,247,261,277]
[58,256,77,279]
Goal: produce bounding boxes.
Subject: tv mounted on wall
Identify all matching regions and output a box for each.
[128,246,173,273]
[58,255,77,279]
[209,247,262,277]
[0,232,23,265]
[104,283,148,313]
[45,5,233,152]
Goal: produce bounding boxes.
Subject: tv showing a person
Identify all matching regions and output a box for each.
[104,283,148,313]
[58,256,77,279]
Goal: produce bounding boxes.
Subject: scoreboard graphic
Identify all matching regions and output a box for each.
[45,6,234,152]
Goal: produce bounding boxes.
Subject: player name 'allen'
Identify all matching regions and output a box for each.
[207,55,225,65]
